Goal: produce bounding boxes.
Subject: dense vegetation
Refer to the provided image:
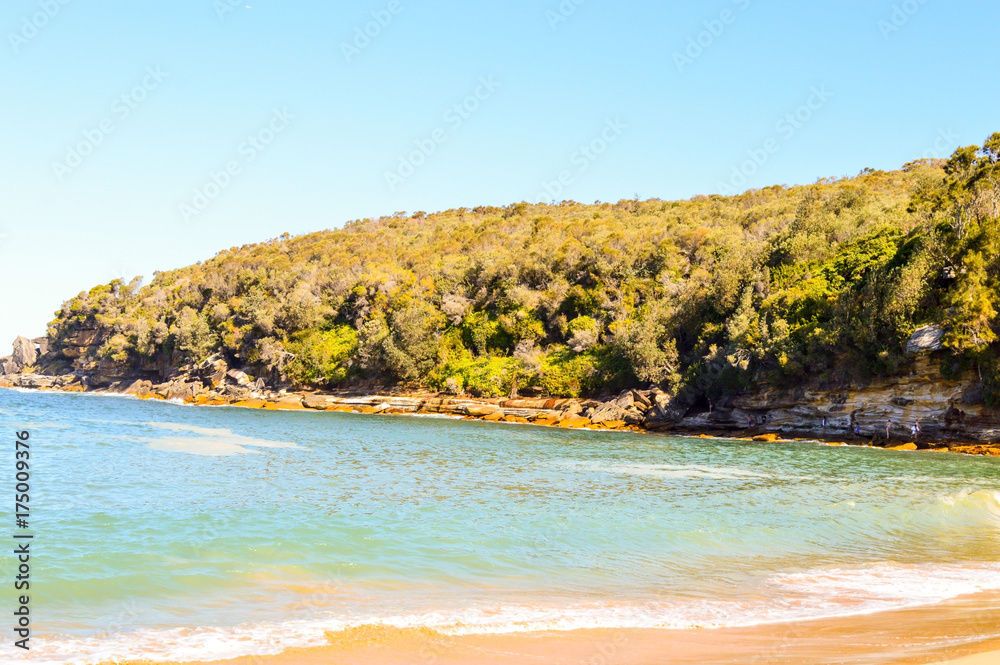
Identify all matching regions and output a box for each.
[48,134,1000,404]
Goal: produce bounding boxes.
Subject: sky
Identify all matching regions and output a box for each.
[1,0,998,348]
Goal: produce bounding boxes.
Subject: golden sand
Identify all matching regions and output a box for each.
[118,590,1000,665]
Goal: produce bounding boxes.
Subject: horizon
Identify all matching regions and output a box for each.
[3,0,999,345]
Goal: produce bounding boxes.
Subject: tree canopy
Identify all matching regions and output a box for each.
[48,134,1000,403]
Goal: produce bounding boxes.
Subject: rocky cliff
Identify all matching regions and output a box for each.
[1,327,997,454]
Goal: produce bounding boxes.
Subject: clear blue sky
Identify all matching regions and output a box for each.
[1,0,998,348]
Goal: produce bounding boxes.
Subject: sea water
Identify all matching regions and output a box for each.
[0,389,998,663]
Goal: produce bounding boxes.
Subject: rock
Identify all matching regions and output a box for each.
[906,325,945,356]
[464,405,499,417]
[123,380,153,398]
[752,433,781,442]
[888,443,918,451]
[12,336,38,370]
[302,394,333,410]
[614,390,634,410]
[232,399,267,409]
[32,337,50,357]
[17,374,56,389]
[622,408,646,425]
[275,398,306,410]
[503,415,529,424]
[557,415,592,429]
[562,403,584,417]
[482,412,505,422]
[227,369,252,386]
[0,357,15,376]
[590,403,629,424]
[164,381,203,401]
[630,390,652,410]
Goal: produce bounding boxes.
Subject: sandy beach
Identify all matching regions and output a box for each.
[135,591,1000,665]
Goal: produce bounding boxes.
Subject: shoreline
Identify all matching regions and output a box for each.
[3,381,999,458]
[5,381,1000,457]
[95,589,1000,665]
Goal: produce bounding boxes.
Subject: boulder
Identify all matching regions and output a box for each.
[906,325,944,356]
[12,336,37,369]
[752,433,781,442]
[0,357,15,376]
[227,369,252,386]
[464,405,499,417]
[268,397,305,411]
[590,403,629,424]
[614,390,634,410]
[622,408,646,425]
[630,390,652,410]
[123,380,153,398]
[302,394,334,410]
[164,381,203,401]
[32,337,50,357]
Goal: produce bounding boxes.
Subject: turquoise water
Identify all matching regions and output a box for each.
[1,389,999,663]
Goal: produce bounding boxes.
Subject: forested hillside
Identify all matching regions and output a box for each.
[46,134,1000,405]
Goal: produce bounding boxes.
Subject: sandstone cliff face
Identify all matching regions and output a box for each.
[669,346,999,444]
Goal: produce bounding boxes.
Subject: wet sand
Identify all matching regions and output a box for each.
[133,591,1000,665]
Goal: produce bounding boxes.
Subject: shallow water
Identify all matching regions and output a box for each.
[1,389,998,664]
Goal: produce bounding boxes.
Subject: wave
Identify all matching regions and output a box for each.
[10,561,1000,664]
[555,461,810,481]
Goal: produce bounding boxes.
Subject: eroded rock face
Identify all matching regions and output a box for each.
[13,337,37,369]
[674,358,1000,444]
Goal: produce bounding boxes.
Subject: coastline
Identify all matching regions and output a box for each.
[105,590,1000,665]
[3,380,999,458]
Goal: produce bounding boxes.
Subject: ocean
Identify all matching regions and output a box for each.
[1,388,999,664]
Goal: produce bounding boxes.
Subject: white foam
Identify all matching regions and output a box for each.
[556,461,808,481]
[9,561,1000,664]
[138,422,298,456]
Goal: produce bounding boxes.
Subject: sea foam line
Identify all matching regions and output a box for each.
[8,561,1000,665]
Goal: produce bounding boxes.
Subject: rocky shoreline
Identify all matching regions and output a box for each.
[2,369,998,459]
[2,330,999,457]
